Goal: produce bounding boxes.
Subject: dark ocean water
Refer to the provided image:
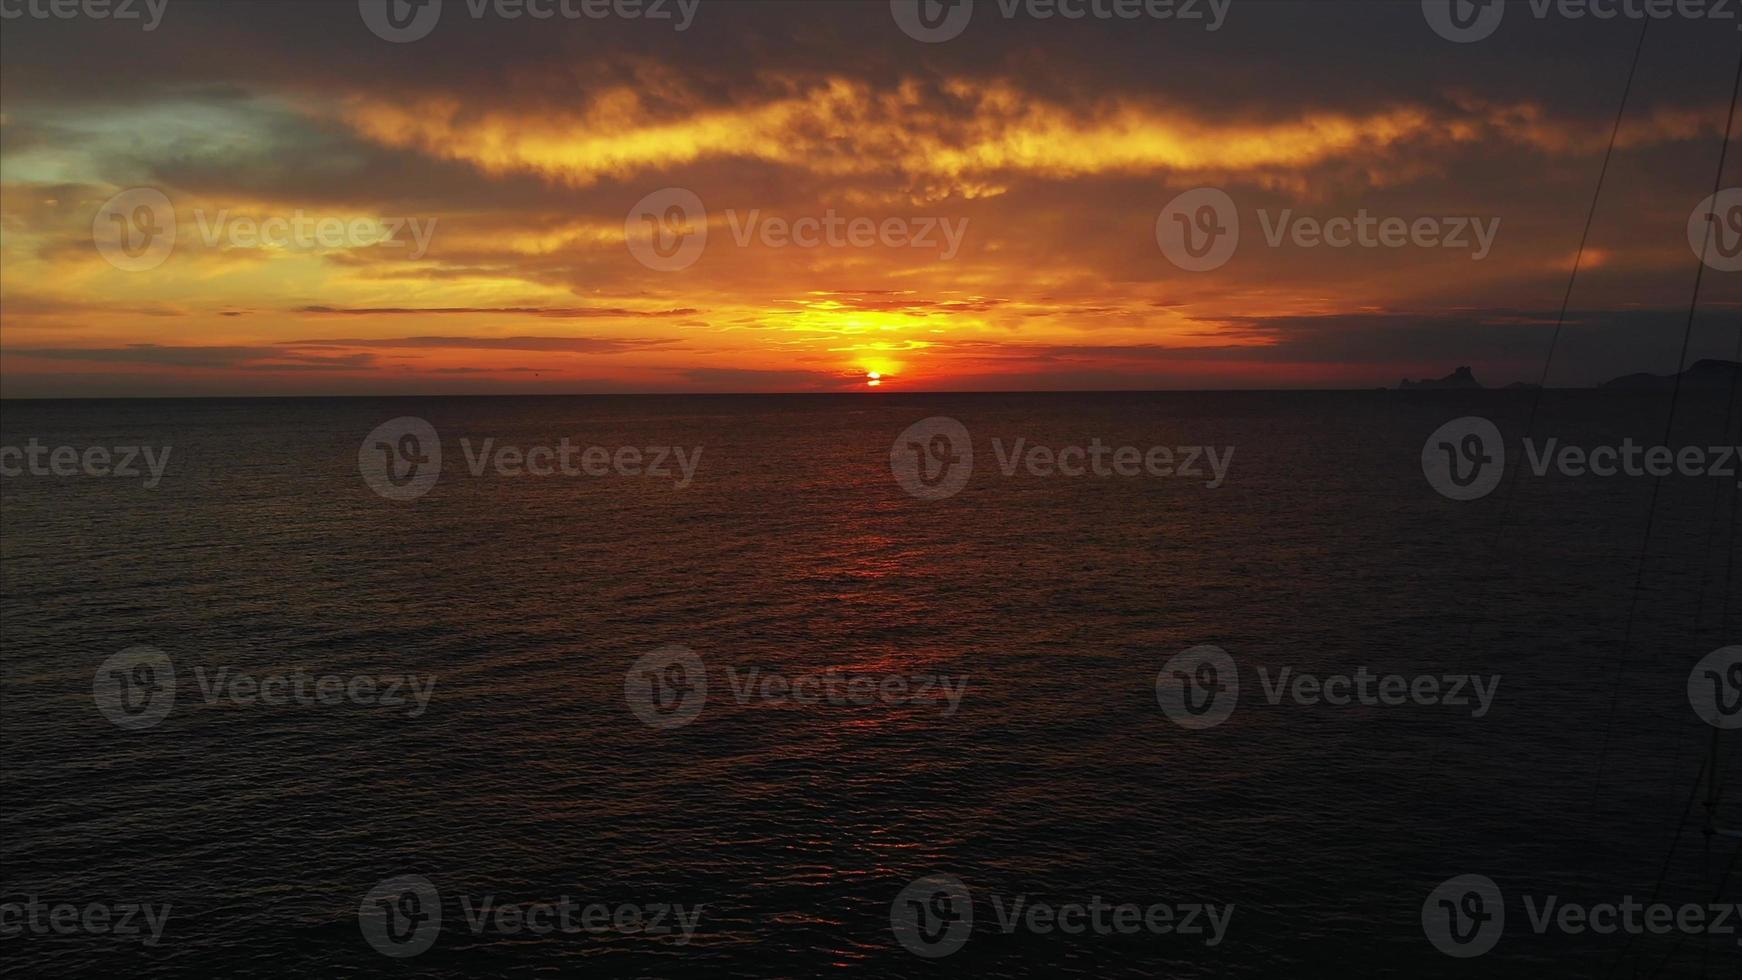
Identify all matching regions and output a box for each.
[1,391,1738,978]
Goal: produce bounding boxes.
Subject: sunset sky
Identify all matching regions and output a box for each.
[1,0,1739,397]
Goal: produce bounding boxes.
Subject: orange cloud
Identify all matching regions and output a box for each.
[338,78,1478,193]
[339,75,1729,201]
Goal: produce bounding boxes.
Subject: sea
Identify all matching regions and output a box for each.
[1,390,1738,977]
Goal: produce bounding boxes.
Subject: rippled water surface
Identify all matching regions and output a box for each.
[2,392,1738,977]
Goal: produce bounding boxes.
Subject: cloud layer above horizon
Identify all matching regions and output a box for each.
[2,0,1739,396]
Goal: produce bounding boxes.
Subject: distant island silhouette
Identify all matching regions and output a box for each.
[1398,359,1741,391]
[1398,366,1484,390]
[1599,359,1742,390]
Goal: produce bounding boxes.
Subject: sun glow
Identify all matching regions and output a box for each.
[859,356,903,386]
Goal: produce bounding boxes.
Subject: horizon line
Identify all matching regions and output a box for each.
[0,384,1710,403]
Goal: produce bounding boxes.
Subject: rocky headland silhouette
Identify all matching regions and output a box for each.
[1398,360,1740,391]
